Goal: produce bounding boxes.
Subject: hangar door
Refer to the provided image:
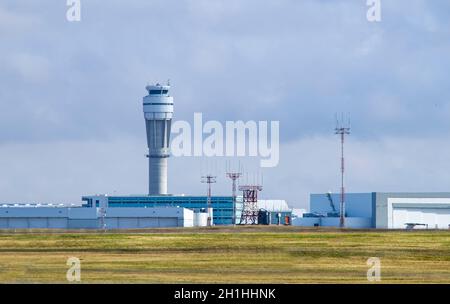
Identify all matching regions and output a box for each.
[157,218,178,227]
[392,208,450,229]
[115,217,178,228]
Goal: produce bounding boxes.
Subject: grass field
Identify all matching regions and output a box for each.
[0,226,449,283]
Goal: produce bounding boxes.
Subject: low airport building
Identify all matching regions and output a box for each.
[294,192,450,229]
[0,205,193,229]
[0,195,292,229]
[82,195,292,226]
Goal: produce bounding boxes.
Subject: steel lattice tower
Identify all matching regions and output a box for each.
[335,114,350,228]
[239,185,262,225]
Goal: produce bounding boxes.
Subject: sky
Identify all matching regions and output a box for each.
[1,0,450,208]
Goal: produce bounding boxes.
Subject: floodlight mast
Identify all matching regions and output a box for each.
[226,161,242,226]
[201,175,217,226]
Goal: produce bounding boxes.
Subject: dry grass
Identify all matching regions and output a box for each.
[0,226,449,283]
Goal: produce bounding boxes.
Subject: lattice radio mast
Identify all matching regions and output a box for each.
[335,113,350,228]
[239,173,263,225]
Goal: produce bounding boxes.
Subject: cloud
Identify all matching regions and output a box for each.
[1,1,450,204]
[0,136,147,203]
[0,5,40,34]
[1,134,450,210]
[1,0,450,142]
[6,53,50,83]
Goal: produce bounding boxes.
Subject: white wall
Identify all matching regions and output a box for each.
[193,212,207,227]
[0,206,191,229]
[293,217,372,228]
[387,198,450,229]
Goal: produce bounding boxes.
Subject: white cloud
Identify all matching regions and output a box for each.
[1,134,450,210]
[0,5,40,34]
[7,53,50,83]
[0,137,147,204]
[0,0,450,206]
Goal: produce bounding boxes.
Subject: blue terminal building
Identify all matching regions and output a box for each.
[82,195,292,226]
[82,195,241,225]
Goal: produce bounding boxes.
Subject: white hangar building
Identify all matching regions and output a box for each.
[0,204,195,229]
[294,192,450,229]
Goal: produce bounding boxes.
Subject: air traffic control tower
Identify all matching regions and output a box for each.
[143,83,173,195]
